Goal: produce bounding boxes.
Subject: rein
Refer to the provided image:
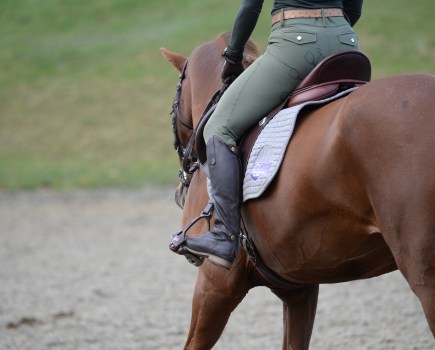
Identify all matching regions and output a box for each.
[170,59,199,187]
[170,59,227,189]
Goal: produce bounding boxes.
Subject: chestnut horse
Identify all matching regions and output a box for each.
[161,33,435,349]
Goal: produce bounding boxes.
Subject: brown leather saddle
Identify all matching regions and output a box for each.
[195,50,371,165]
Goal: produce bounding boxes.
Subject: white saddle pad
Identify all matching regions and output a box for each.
[243,88,356,202]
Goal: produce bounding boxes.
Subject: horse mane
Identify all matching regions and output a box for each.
[214,32,260,68]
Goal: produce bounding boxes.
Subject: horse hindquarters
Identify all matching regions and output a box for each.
[342,74,435,334]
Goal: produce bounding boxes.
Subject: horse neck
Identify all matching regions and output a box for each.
[188,44,225,126]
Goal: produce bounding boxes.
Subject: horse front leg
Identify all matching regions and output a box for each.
[272,285,319,350]
[184,254,254,349]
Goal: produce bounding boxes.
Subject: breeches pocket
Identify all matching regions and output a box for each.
[268,30,318,46]
[337,32,358,48]
[283,31,317,45]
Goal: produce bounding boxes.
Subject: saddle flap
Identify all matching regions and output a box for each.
[289,83,340,107]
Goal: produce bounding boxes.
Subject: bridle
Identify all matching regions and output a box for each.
[170,59,228,193]
[170,59,200,189]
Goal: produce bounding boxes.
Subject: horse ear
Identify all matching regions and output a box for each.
[160,48,186,73]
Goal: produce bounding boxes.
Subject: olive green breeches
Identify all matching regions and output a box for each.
[204,16,359,146]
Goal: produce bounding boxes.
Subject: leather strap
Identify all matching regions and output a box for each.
[272,8,343,26]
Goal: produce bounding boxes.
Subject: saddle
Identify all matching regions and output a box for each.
[195,50,371,165]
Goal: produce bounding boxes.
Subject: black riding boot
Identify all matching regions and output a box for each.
[185,135,242,270]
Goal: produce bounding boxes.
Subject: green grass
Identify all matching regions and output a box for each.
[0,0,434,189]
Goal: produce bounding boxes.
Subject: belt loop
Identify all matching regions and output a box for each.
[280,8,284,27]
[321,8,326,26]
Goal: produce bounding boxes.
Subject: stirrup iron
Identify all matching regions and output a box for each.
[169,202,214,266]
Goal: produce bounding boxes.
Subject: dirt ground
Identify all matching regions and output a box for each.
[0,188,433,349]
